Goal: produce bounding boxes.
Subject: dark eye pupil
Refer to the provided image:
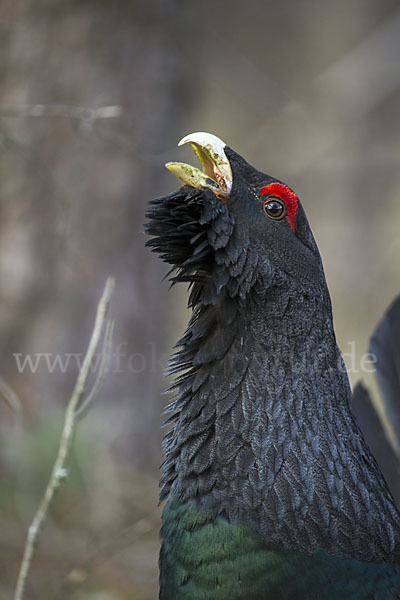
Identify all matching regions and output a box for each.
[267,201,281,214]
[264,198,284,219]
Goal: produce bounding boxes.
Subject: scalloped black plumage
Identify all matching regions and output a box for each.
[145,143,400,599]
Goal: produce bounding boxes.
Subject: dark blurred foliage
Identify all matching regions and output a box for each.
[0,1,400,598]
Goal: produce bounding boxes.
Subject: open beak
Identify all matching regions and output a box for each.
[165,132,233,199]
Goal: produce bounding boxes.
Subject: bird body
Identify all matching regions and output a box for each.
[146,133,400,598]
[161,503,400,599]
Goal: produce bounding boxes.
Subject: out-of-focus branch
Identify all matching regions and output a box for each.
[75,318,114,421]
[13,277,115,600]
[0,104,122,120]
[0,376,22,421]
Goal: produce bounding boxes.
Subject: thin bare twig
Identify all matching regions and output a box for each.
[14,277,115,600]
[0,104,122,121]
[75,318,115,421]
[0,375,22,420]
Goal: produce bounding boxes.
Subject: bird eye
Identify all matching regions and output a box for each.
[263,196,285,220]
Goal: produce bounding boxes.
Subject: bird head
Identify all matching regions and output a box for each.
[146,132,324,307]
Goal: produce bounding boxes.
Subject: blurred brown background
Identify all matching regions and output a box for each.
[1,1,400,598]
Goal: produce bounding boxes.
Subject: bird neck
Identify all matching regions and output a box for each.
[162,280,400,564]
[163,281,344,494]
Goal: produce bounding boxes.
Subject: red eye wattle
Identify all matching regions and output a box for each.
[260,183,298,232]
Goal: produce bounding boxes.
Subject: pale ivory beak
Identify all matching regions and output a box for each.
[165,132,233,198]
